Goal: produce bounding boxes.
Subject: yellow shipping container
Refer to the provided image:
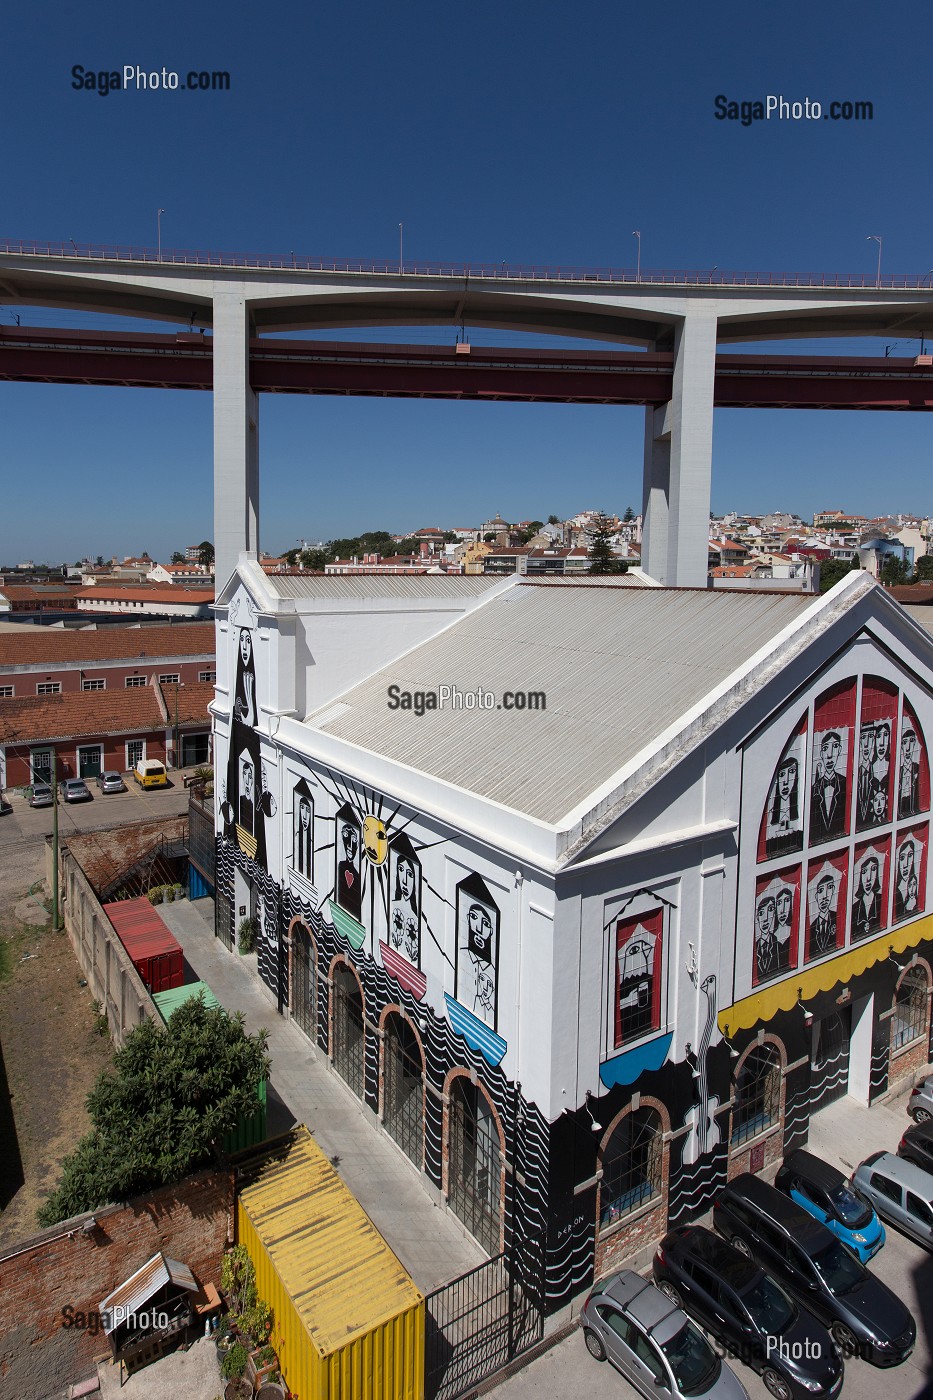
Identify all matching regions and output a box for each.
[236,1126,424,1400]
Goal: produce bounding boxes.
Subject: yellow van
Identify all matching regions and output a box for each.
[134,759,169,789]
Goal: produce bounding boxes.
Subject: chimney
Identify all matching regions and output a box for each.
[420,542,429,558]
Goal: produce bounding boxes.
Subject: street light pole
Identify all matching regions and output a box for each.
[157,208,165,261]
[398,222,403,275]
[51,749,60,931]
[867,234,882,288]
[632,230,641,281]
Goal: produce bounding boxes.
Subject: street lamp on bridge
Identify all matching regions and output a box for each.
[157,208,165,262]
[867,234,883,288]
[632,230,641,281]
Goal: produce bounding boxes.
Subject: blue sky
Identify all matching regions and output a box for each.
[2,0,931,562]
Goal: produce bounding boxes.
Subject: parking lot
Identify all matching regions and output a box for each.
[1,770,193,844]
[492,1092,933,1400]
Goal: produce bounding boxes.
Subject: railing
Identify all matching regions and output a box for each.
[2,237,933,290]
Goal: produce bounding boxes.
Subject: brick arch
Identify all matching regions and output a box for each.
[328,954,365,1063]
[728,1032,787,1174]
[286,916,319,1038]
[594,1094,671,1277]
[379,1006,427,1171]
[889,957,933,1081]
[442,1067,507,1255]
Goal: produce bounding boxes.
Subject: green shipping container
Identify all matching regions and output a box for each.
[237,1126,424,1400]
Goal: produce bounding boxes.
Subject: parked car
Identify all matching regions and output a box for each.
[96,770,126,794]
[897,1119,933,1176]
[906,1075,933,1124]
[28,783,53,808]
[581,1269,750,1400]
[852,1151,933,1251]
[652,1225,842,1400]
[60,778,92,803]
[774,1149,885,1262]
[713,1173,916,1366]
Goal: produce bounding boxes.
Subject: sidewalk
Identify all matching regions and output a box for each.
[807,1079,918,1173]
[156,896,486,1294]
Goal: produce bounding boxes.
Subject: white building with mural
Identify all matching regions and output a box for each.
[210,561,933,1311]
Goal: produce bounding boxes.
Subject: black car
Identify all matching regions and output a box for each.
[898,1119,933,1176]
[713,1173,916,1367]
[653,1225,842,1400]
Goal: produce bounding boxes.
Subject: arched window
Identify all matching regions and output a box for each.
[382,1012,424,1169]
[331,962,365,1099]
[891,966,929,1053]
[447,1076,502,1256]
[732,1045,780,1146]
[289,921,317,1042]
[599,1106,663,1230]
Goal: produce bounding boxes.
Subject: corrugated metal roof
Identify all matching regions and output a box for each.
[104,898,182,959]
[266,574,499,600]
[238,1127,422,1356]
[309,583,815,824]
[153,981,222,1022]
[100,1252,198,1332]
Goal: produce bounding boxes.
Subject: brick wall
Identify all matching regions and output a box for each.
[52,839,161,1047]
[0,1168,234,1400]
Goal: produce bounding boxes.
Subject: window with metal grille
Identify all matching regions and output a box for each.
[290,922,317,1044]
[891,967,929,1052]
[382,1014,424,1169]
[331,963,365,1099]
[731,1045,781,1146]
[599,1106,663,1230]
[448,1077,501,1256]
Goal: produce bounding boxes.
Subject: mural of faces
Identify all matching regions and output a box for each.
[291,779,315,882]
[894,826,928,923]
[761,724,806,860]
[613,907,663,1047]
[335,803,363,921]
[455,872,500,1029]
[809,729,849,846]
[805,854,847,962]
[856,722,894,830]
[389,833,422,966]
[234,627,257,727]
[851,840,889,942]
[239,753,255,832]
[753,869,800,984]
[898,707,930,820]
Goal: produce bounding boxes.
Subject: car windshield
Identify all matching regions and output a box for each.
[659,1321,721,1397]
[828,1184,871,1227]
[739,1274,796,1333]
[811,1240,866,1294]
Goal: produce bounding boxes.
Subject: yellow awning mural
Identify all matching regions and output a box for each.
[719,914,933,1034]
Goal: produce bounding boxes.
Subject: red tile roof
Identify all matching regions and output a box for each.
[0,622,215,666]
[157,680,215,727]
[77,587,214,603]
[0,687,164,744]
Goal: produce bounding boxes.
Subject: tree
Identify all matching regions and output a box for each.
[95,556,104,567]
[547,514,561,526]
[818,554,860,594]
[880,554,910,587]
[299,548,332,571]
[36,998,270,1226]
[197,540,215,568]
[914,554,933,583]
[623,505,635,522]
[170,551,185,564]
[520,520,544,544]
[587,512,628,575]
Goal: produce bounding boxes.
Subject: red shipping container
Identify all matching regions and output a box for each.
[104,897,184,993]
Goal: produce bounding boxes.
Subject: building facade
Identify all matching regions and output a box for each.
[210,563,933,1312]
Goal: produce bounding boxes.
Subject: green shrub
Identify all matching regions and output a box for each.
[221,1340,248,1380]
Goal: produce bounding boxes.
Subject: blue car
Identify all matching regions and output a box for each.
[775,1149,885,1262]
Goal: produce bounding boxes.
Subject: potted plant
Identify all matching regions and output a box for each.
[148,885,163,904]
[238,916,257,954]
[173,882,184,900]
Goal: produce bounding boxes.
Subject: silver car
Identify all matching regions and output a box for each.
[96,770,126,793]
[907,1076,933,1124]
[582,1270,750,1400]
[853,1151,933,1250]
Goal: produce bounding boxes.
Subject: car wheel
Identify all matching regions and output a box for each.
[657,1281,685,1308]
[584,1328,607,1362]
[912,1108,932,1124]
[730,1235,753,1258]
[830,1322,859,1357]
[762,1367,793,1400]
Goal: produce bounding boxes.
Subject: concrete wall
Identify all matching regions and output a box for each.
[0,1168,233,1400]
[51,839,161,1046]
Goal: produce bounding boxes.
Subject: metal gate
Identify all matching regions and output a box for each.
[424,1250,544,1400]
[290,923,316,1042]
[383,1014,424,1167]
[215,890,234,950]
[332,964,365,1099]
[811,1008,851,1111]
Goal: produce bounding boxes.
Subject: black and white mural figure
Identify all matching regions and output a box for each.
[894,834,922,921]
[455,872,500,1029]
[851,849,884,940]
[754,895,779,981]
[239,752,255,833]
[335,802,363,922]
[856,725,877,828]
[764,751,804,859]
[899,727,922,819]
[221,597,275,870]
[233,626,258,727]
[389,832,422,966]
[752,871,799,983]
[809,870,838,959]
[809,729,848,845]
[293,780,314,879]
